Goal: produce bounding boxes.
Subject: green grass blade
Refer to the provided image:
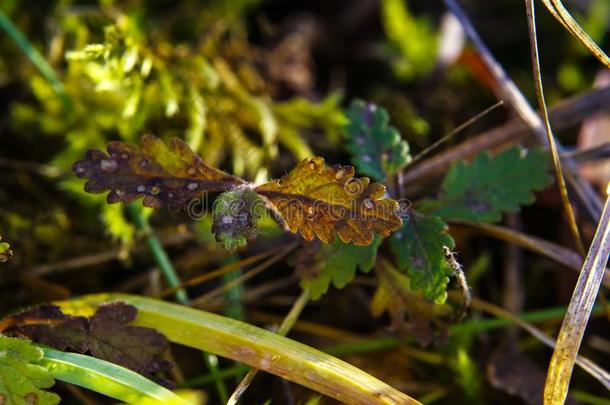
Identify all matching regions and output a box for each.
[0,8,70,109]
[59,293,420,405]
[38,347,188,404]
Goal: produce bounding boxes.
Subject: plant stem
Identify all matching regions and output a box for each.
[323,303,606,357]
[227,288,311,405]
[524,0,585,256]
[126,204,228,402]
[127,204,188,303]
[180,364,250,388]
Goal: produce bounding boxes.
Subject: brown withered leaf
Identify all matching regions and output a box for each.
[73,135,245,209]
[73,136,401,246]
[372,258,451,346]
[255,157,402,245]
[1,302,172,386]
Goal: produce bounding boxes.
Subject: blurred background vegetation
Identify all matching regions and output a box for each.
[0,0,609,403]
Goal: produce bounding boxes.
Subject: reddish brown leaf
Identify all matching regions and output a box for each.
[255,157,402,246]
[73,135,245,209]
[73,136,401,247]
[1,302,172,386]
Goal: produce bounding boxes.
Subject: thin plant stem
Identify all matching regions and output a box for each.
[127,204,188,303]
[524,0,585,256]
[126,204,228,402]
[539,0,610,67]
[408,101,503,166]
[159,246,285,298]
[227,288,311,405]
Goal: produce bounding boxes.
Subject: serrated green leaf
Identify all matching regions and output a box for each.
[300,236,382,300]
[419,147,551,222]
[344,100,411,181]
[389,213,455,303]
[0,335,60,405]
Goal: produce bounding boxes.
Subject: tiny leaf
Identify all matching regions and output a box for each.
[296,236,382,300]
[344,100,411,181]
[1,302,172,387]
[255,157,402,246]
[73,135,245,209]
[0,235,12,263]
[419,147,551,222]
[212,187,265,251]
[0,335,60,405]
[389,213,455,303]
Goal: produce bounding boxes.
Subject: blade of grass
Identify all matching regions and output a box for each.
[227,288,311,405]
[127,204,228,402]
[38,347,188,404]
[0,8,70,110]
[525,0,585,256]
[539,0,610,68]
[59,293,420,405]
[544,184,610,404]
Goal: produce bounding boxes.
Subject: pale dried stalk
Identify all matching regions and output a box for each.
[524,0,585,255]
[544,184,610,404]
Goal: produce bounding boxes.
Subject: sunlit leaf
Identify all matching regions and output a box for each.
[344,100,411,181]
[255,157,402,246]
[73,135,245,209]
[58,293,419,404]
[296,236,382,300]
[1,302,172,387]
[0,235,12,263]
[419,147,551,222]
[389,213,455,303]
[0,335,60,405]
[74,136,401,246]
